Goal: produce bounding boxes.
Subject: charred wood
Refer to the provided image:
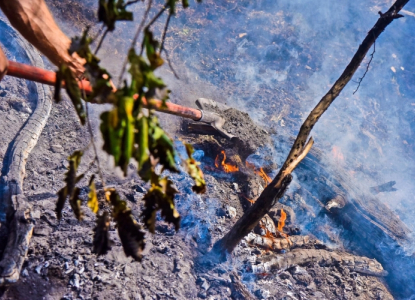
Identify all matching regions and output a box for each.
[251,249,387,277]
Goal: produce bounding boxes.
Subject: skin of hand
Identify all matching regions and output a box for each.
[0,0,85,78]
[0,47,8,81]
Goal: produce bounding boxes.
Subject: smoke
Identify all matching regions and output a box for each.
[24,0,415,297]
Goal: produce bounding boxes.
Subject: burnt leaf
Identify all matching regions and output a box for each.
[142,177,180,233]
[92,211,112,256]
[56,64,85,125]
[109,189,145,261]
[100,91,135,175]
[87,175,99,214]
[70,187,83,221]
[184,143,206,193]
[55,151,84,220]
[98,0,134,31]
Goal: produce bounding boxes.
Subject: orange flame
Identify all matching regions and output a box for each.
[277,208,287,232]
[245,161,272,185]
[215,150,239,173]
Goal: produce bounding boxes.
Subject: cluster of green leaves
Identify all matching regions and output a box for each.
[54,0,205,261]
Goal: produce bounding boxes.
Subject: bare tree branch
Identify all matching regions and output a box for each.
[353,33,376,94]
[214,0,410,255]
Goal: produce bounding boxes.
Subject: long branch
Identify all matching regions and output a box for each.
[215,0,410,254]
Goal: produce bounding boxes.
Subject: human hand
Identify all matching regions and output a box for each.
[0,47,9,81]
[66,52,86,79]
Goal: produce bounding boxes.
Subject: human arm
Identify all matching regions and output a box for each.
[0,0,84,77]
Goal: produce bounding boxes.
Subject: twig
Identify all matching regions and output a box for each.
[86,103,107,190]
[117,0,153,85]
[91,24,105,42]
[125,0,141,6]
[140,5,168,56]
[159,12,172,55]
[353,33,376,94]
[163,48,180,79]
[94,29,109,55]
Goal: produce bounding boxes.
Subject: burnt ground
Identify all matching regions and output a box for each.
[0,0,407,299]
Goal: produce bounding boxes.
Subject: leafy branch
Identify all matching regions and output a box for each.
[54,0,205,261]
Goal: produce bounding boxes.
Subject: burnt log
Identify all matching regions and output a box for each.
[0,18,52,286]
[251,249,387,277]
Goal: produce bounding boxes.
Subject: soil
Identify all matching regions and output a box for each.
[0,0,405,299]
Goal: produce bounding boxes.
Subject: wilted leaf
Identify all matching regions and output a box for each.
[56,64,85,125]
[55,151,84,220]
[142,177,180,233]
[98,0,134,31]
[92,212,112,256]
[184,143,206,193]
[70,29,113,103]
[109,190,146,261]
[88,175,99,214]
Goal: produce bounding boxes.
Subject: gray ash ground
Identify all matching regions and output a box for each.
[0,93,393,299]
[0,0,398,299]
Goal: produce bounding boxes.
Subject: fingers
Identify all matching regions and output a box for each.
[0,47,9,81]
[67,52,86,79]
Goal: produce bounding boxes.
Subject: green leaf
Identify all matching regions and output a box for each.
[92,212,112,256]
[98,0,134,31]
[55,151,84,220]
[136,116,151,180]
[184,144,206,193]
[108,189,146,261]
[142,177,180,233]
[100,92,135,175]
[148,116,178,173]
[143,29,164,70]
[87,175,99,214]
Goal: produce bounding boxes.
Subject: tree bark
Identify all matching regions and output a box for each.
[215,0,410,255]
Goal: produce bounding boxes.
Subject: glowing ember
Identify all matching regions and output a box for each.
[277,208,287,232]
[245,161,272,185]
[215,150,239,173]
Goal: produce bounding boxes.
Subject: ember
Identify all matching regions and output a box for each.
[278,209,287,232]
[215,150,239,173]
[245,161,272,185]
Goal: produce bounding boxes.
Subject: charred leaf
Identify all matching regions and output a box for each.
[92,211,112,256]
[56,151,84,220]
[142,177,180,233]
[109,189,146,261]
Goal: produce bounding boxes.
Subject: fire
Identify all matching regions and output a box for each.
[215,150,239,173]
[245,161,272,185]
[242,195,256,204]
[277,208,287,232]
[332,145,344,162]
